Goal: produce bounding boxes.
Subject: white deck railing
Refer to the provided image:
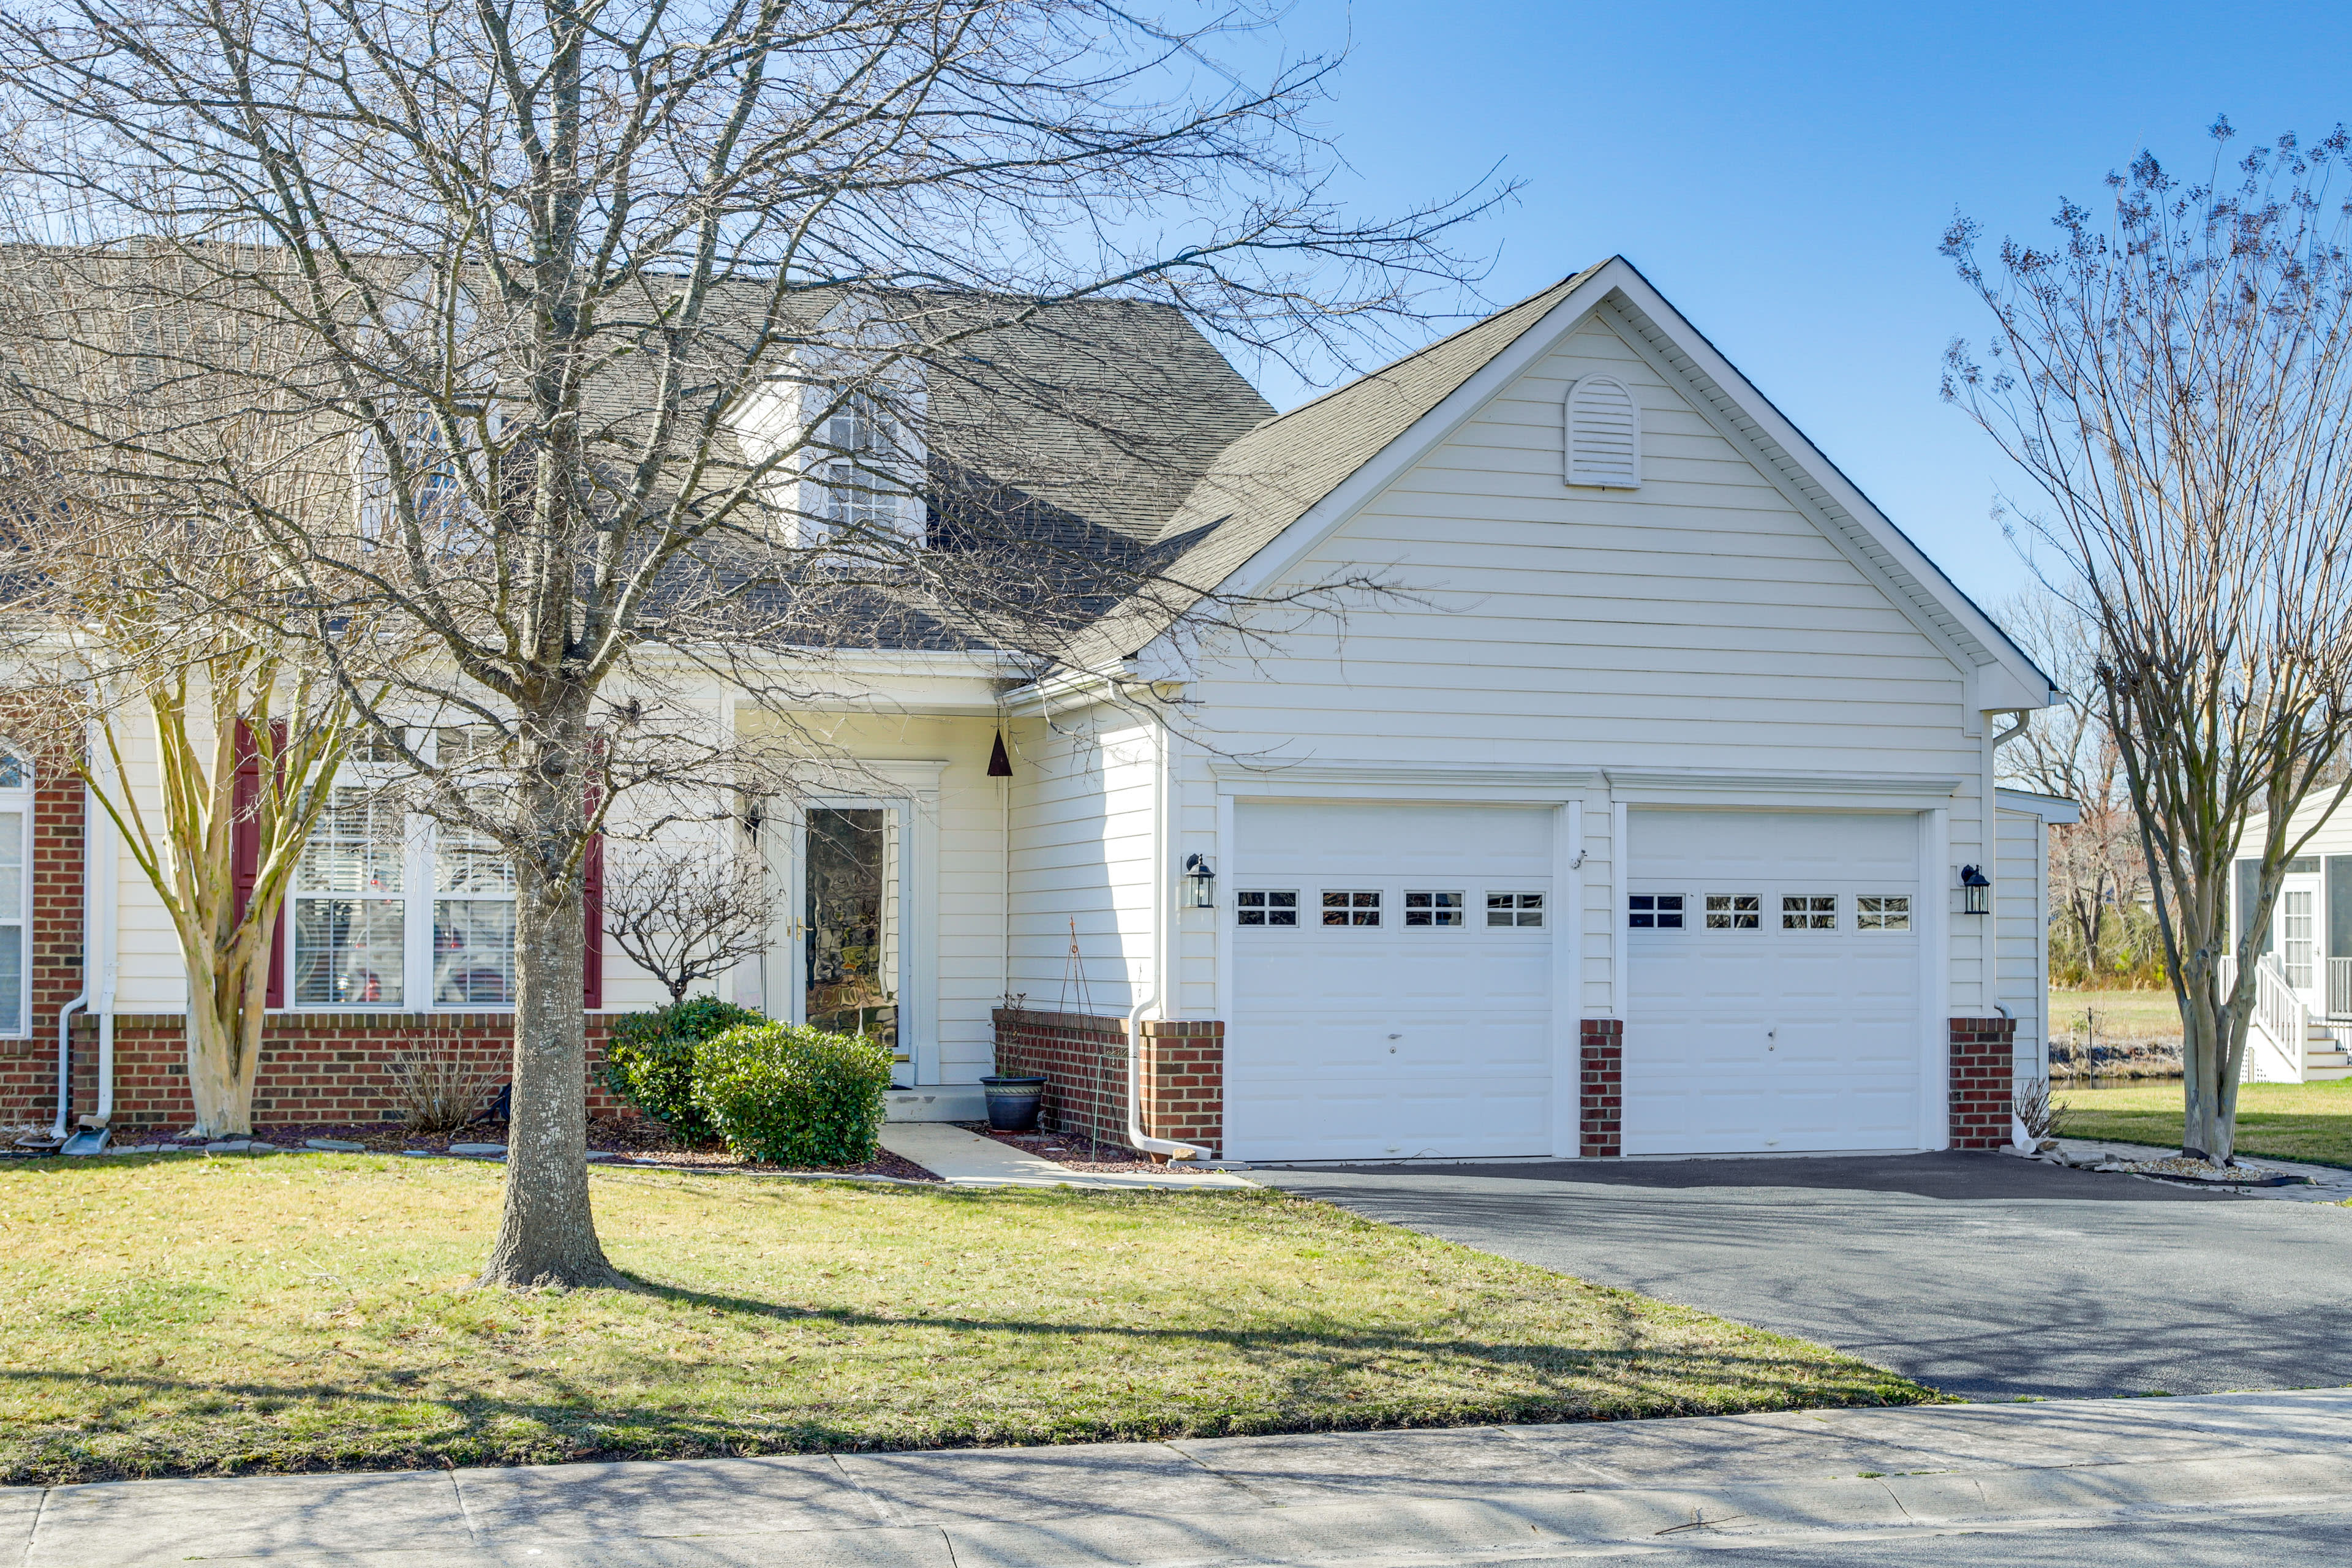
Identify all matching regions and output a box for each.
[2328,956,2352,1020]
[2220,951,2310,1083]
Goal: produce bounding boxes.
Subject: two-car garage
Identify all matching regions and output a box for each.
[1221,800,1934,1163]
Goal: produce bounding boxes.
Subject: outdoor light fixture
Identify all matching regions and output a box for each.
[1182,853,1216,909]
[1959,864,1992,916]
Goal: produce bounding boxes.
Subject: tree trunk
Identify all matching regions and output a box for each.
[478,696,617,1289]
[183,937,267,1137]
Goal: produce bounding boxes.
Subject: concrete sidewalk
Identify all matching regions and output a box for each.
[877,1122,1255,1189]
[12,1390,2352,1566]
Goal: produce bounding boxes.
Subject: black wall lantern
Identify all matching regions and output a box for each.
[1959,864,1992,916]
[1182,853,1216,909]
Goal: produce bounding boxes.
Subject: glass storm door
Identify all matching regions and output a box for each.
[803,806,903,1072]
[2282,881,2318,995]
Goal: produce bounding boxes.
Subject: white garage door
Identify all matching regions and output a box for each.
[1625,810,1925,1156]
[1226,801,1555,1162]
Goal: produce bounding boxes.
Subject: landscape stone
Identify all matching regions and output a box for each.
[307,1139,367,1152]
[450,1143,507,1156]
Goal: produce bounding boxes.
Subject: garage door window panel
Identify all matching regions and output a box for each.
[1237,889,1297,928]
[1322,890,1381,927]
[1856,895,1912,932]
[1404,891,1464,927]
[1627,893,1684,929]
[1782,894,1838,930]
[1705,894,1760,931]
[1485,892,1545,928]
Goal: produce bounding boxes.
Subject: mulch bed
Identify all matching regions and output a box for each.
[106,1118,940,1182]
[954,1121,1191,1174]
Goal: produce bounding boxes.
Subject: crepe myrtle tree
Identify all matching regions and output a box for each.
[0,0,1496,1284]
[1946,120,2352,1163]
[0,312,399,1137]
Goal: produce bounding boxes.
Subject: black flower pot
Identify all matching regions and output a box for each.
[981,1075,1047,1133]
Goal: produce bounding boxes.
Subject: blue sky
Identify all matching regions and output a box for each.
[1238,0,2352,609]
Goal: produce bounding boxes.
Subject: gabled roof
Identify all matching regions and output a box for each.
[1092,257,2053,712]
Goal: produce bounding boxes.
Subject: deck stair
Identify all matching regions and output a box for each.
[2304,1025,2352,1081]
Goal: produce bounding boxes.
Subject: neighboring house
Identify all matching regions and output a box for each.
[3,256,2065,1160]
[2226,805,2352,1084]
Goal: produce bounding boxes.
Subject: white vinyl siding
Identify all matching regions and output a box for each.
[1177,314,1989,1019]
[1006,707,1156,1017]
[1995,803,2051,1083]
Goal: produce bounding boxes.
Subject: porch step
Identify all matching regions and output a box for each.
[2303,1065,2352,1081]
[883,1085,986,1123]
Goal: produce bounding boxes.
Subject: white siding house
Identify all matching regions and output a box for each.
[31,257,2066,1157]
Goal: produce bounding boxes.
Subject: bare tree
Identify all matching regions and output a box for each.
[0,295,383,1136]
[1997,588,2147,981]
[601,839,772,1005]
[1946,121,2352,1161]
[0,0,1494,1283]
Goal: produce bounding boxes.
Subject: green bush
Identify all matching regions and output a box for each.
[600,998,767,1144]
[691,1023,895,1167]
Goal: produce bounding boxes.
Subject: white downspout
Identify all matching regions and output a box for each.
[1125,706,1206,1163]
[91,786,117,1129]
[50,772,102,1140]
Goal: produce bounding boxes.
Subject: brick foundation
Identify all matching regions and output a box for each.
[1949,1016,2017,1150]
[992,1008,1225,1157]
[1580,1018,1624,1156]
[6,1010,635,1131]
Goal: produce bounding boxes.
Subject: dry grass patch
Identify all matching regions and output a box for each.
[2062,1078,2352,1167]
[0,1155,1933,1483]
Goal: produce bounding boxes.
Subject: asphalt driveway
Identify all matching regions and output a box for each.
[1256,1153,2352,1400]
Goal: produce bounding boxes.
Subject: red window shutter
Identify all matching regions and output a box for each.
[231,722,288,1009]
[581,828,604,1009]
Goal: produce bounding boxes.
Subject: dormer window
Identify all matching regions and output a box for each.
[816,392,904,533]
[1564,375,1641,489]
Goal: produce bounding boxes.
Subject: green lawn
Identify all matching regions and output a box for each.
[0,1155,1932,1484]
[2060,1078,2352,1167]
[2049,989,2182,1040]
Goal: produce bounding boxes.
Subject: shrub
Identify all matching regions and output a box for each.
[691,1023,895,1167]
[600,998,766,1144]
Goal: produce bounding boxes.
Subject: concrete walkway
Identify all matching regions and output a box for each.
[11,1390,2352,1566]
[876,1122,1256,1189]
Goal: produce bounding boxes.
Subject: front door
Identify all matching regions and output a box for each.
[2281,872,2322,1012]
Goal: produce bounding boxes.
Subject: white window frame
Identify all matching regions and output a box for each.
[1403,890,1466,929]
[1319,889,1382,927]
[1781,893,1839,931]
[1626,892,1683,930]
[1235,889,1300,929]
[1704,893,1762,932]
[282,729,521,1013]
[1856,894,1914,933]
[0,752,32,1038]
[1488,891,1548,929]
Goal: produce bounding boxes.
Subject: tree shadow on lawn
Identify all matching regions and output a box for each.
[0,1271,1928,1483]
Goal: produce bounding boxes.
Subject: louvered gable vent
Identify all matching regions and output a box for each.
[1564,375,1640,489]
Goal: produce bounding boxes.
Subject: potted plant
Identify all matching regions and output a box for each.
[980,1074,1047,1132]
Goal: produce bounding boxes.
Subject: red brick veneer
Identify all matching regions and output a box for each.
[992,1007,1225,1157]
[1137,1020,1223,1155]
[9,1011,634,1131]
[1580,1017,1624,1156]
[1948,1016,2016,1150]
[0,728,89,1131]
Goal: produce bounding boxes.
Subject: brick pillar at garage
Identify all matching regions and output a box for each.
[1580,1018,1623,1156]
[1137,1019,1223,1158]
[1949,1016,2016,1150]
